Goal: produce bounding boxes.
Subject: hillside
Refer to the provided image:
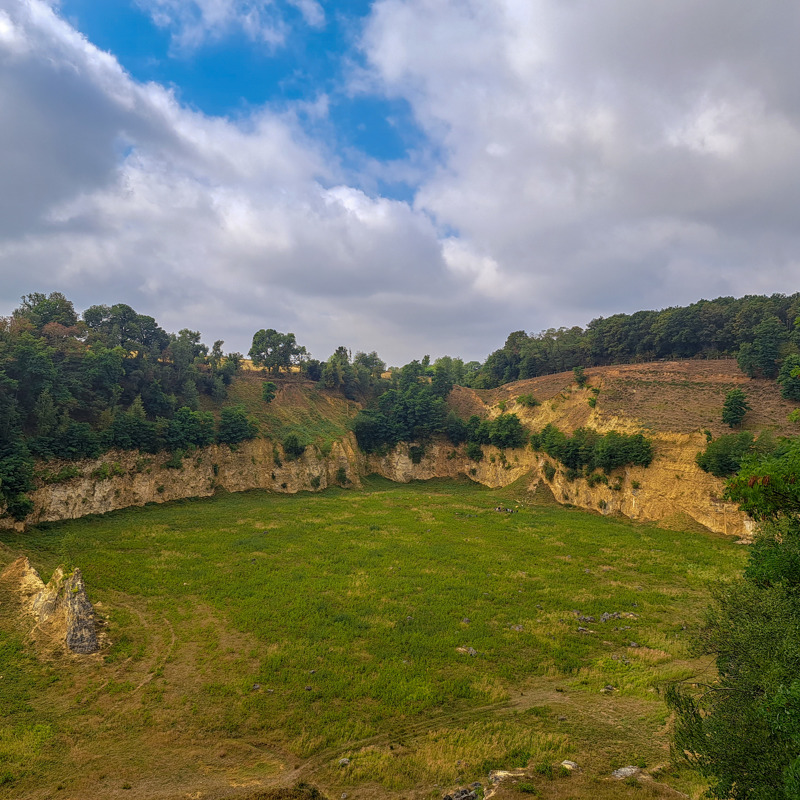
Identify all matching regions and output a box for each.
[3,359,791,538]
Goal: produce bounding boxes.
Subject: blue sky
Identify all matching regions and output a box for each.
[59,0,424,190]
[1,0,800,364]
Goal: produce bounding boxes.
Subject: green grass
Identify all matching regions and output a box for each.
[207,375,357,453]
[0,478,744,799]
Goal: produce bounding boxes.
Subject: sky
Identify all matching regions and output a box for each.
[1,1,800,365]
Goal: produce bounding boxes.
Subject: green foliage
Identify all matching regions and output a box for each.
[249,329,306,374]
[409,445,425,464]
[543,463,556,481]
[488,413,527,449]
[91,461,126,480]
[474,293,800,388]
[736,316,788,379]
[351,362,448,452]
[217,406,258,446]
[726,438,800,521]
[165,407,215,451]
[670,437,800,798]
[261,381,278,404]
[696,432,756,477]
[778,354,800,401]
[36,464,82,484]
[572,365,587,387]
[0,439,35,520]
[535,423,653,475]
[444,412,468,445]
[515,393,539,407]
[667,553,800,799]
[282,433,306,460]
[466,441,484,462]
[722,388,750,428]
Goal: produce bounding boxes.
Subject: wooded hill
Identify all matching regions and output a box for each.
[2,290,800,522]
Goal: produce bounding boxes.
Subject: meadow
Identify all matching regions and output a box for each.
[0,478,745,800]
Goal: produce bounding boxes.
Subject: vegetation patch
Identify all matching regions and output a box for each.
[0,479,744,799]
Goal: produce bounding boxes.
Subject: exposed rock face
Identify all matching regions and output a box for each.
[1,557,100,654]
[0,384,753,538]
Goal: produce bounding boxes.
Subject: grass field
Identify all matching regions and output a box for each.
[0,478,745,800]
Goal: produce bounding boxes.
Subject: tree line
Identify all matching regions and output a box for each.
[474,294,800,388]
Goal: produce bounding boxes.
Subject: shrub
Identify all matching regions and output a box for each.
[409,445,424,464]
[489,413,527,449]
[335,466,349,485]
[217,406,258,445]
[543,463,556,481]
[466,441,484,462]
[262,381,278,404]
[722,388,750,428]
[532,424,653,474]
[696,432,756,477]
[516,393,539,408]
[283,434,306,460]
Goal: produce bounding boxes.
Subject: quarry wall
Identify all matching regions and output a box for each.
[0,429,753,539]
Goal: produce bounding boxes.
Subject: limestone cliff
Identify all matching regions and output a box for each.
[0,362,766,538]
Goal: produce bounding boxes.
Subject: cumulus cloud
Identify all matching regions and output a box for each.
[0,0,479,363]
[4,0,800,367]
[362,0,800,325]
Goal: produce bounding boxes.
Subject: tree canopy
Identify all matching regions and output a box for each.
[668,437,800,799]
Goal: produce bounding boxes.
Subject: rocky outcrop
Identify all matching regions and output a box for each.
[0,369,755,538]
[0,557,100,654]
[2,435,364,530]
[366,435,753,539]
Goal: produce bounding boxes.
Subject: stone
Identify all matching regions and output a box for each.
[612,766,641,779]
[338,758,350,767]
[560,760,578,771]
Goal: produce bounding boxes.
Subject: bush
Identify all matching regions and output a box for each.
[466,441,484,462]
[444,412,468,445]
[696,432,756,477]
[722,388,750,428]
[533,424,653,474]
[262,381,278,404]
[778,355,800,401]
[283,434,306,460]
[409,445,424,464]
[516,393,539,407]
[488,413,527,449]
[543,463,556,481]
[217,406,258,445]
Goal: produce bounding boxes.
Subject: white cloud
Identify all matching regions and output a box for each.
[362,0,800,326]
[133,0,324,52]
[0,0,476,363]
[5,0,800,367]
